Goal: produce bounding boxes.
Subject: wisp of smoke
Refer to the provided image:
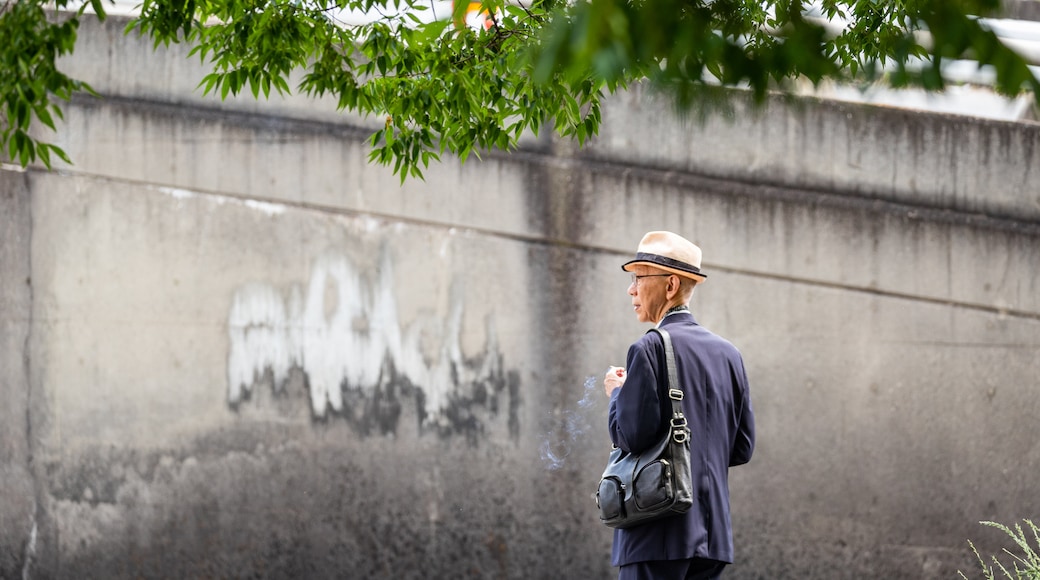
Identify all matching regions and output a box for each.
[541,375,599,471]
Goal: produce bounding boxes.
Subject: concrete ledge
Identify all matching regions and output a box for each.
[587,84,1040,223]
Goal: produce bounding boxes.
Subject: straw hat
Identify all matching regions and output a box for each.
[621,231,707,282]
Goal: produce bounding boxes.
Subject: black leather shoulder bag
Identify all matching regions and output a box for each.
[595,327,694,529]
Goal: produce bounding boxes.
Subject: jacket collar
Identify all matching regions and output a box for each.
[657,310,696,328]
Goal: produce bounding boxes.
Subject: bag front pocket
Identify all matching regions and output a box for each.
[597,476,625,521]
[633,459,674,511]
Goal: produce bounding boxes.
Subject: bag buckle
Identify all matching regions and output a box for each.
[668,388,683,400]
[670,413,689,443]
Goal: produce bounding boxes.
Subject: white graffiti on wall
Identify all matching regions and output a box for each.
[227,253,509,430]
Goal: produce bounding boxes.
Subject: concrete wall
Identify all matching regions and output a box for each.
[1,171,37,579]
[2,13,1039,579]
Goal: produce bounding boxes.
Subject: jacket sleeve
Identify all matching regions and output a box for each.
[729,357,756,467]
[607,338,663,453]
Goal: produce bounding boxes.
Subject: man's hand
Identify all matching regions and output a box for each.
[604,366,626,397]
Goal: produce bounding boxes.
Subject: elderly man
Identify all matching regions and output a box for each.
[603,231,756,580]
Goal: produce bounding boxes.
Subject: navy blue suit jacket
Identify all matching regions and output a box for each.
[608,312,755,566]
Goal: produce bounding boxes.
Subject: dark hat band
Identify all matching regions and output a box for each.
[623,252,706,278]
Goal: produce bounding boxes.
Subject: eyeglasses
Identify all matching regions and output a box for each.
[630,273,672,286]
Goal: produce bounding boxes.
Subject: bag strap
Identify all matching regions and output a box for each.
[648,328,689,443]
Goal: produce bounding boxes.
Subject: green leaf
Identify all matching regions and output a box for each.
[199,73,220,96]
[37,143,52,168]
[34,104,56,131]
[50,144,73,165]
[89,0,106,20]
[250,73,260,99]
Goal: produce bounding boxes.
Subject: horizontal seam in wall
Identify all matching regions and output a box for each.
[20,166,1040,323]
[709,264,1040,322]
[557,155,1040,235]
[70,92,378,142]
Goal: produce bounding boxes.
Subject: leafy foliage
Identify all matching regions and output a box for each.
[960,520,1040,580]
[2,0,1039,179]
[123,0,602,182]
[0,0,100,168]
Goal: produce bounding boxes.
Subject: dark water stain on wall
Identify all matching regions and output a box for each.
[336,353,522,444]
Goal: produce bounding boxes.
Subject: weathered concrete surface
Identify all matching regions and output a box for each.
[2,11,1039,580]
[17,168,617,578]
[588,84,1040,224]
[0,170,37,579]
[535,164,1040,578]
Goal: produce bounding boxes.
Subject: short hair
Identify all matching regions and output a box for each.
[677,275,698,303]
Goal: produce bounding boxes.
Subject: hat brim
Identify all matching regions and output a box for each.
[622,253,707,282]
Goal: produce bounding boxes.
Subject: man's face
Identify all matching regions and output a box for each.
[627,266,672,324]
